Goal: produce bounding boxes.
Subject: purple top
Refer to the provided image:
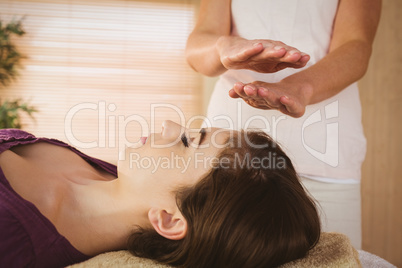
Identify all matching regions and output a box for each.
[0,129,117,267]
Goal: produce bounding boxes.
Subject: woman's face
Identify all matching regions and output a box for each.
[118,120,232,207]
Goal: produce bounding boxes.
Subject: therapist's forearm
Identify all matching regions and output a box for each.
[286,0,381,105]
[186,32,227,77]
[282,39,373,105]
[185,0,231,77]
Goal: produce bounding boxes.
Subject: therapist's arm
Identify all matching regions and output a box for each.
[230,0,382,117]
[186,0,309,77]
[185,0,231,76]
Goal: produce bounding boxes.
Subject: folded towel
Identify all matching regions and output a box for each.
[280,232,360,267]
[68,232,360,268]
[68,251,169,268]
[357,250,396,268]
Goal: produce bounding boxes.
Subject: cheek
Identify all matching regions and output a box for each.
[121,148,208,188]
[190,148,221,172]
[179,162,209,186]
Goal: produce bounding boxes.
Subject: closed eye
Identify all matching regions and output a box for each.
[181,133,189,147]
[182,128,205,148]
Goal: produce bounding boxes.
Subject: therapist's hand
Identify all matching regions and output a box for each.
[216,36,310,73]
[229,80,313,118]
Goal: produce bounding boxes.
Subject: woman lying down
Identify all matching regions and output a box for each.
[0,120,320,267]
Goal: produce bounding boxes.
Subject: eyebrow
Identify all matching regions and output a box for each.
[197,128,207,148]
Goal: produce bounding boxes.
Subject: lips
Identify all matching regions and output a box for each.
[140,137,147,145]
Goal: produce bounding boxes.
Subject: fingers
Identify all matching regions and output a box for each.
[230,82,272,110]
[230,82,306,117]
[229,82,245,98]
[257,42,310,65]
[283,52,310,67]
[274,53,310,72]
[282,50,302,62]
[243,84,258,97]
[227,41,308,65]
[262,45,288,59]
[241,93,305,117]
[300,54,310,65]
[256,87,282,108]
[279,96,305,118]
[234,84,281,110]
[233,82,282,108]
[226,42,264,63]
[230,82,257,98]
[229,88,240,98]
[244,99,272,110]
[233,82,246,97]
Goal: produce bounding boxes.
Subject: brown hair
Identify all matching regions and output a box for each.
[128,131,320,267]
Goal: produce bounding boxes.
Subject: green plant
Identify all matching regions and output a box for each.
[0,99,37,129]
[0,18,26,86]
[0,18,37,129]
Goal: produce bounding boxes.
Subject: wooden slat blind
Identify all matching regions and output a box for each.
[0,0,201,163]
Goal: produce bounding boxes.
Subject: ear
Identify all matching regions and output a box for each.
[148,208,187,240]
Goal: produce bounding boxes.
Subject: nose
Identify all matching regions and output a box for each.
[161,120,185,141]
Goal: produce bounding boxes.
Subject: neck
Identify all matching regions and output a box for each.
[57,177,149,256]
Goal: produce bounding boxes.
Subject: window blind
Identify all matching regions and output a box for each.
[0,0,202,163]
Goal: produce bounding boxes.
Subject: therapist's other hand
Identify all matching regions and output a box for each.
[216,36,310,73]
[229,81,313,118]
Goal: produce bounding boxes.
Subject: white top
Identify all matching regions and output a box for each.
[206,0,366,182]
